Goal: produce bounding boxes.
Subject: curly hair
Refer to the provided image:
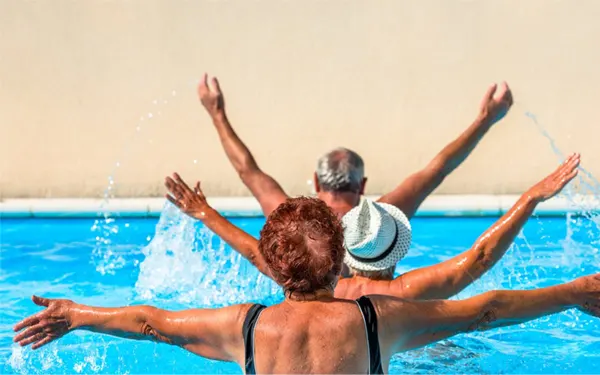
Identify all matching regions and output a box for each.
[258,197,345,294]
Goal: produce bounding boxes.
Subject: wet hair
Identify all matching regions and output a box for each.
[315,148,364,193]
[258,197,345,294]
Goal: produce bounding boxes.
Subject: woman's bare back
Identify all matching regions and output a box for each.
[250,299,381,374]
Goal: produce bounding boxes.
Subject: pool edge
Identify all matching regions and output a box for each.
[1,195,598,218]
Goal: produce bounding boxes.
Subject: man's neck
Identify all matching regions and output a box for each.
[317,191,361,218]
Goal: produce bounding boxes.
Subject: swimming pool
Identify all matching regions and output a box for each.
[2,205,600,374]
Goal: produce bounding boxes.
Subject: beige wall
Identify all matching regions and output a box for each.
[1,1,599,198]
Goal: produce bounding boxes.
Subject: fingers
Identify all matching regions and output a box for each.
[164,177,184,199]
[198,73,209,95]
[165,174,194,198]
[13,312,43,332]
[172,173,193,196]
[499,81,513,106]
[13,322,44,342]
[481,83,497,106]
[165,194,183,208]
[198,74,221,95]
[195,181,208,201]
[17,331,46,347]
[210,77,221,94]
[32,295,49,307]
[552,153,580,189]
[31,335,55,350]
[562,169,579,185]
[558,153,580,175]
[552,153,577,174]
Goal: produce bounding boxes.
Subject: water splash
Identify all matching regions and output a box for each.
[525,111,600,231]
[90,93,176,275]
[133,202,281,307]
[482,111,600,302]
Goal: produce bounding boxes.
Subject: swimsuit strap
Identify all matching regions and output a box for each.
[242,304,267,375]
[356,296,384,375]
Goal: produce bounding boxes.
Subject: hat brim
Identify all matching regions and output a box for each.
[343,202,412,272]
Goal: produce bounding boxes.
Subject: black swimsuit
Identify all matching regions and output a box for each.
[242,296,384,374]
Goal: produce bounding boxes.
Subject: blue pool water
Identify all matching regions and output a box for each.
[1,206,600,374]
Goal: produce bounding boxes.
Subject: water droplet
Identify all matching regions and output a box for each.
[109,180,114,185]
[124,223,130,228]
[136,126,141,131]
[171,90,177,96]
[193,159,198,164]
[116,162,120,167]
[148,113,153,118]
[146,236,152,241]
[152,100,158,105]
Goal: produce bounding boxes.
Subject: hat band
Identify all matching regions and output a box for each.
[347,223,399,264]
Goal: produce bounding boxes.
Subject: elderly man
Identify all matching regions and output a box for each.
[165,153,581,299]
[197,73,513,219]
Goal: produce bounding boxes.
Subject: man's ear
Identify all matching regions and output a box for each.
[359,177,367,195]
[313,172,321,193]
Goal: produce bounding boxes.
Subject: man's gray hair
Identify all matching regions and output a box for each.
[315,148,365,193]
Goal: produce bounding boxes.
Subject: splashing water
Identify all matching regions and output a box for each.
[91,91,178,276]
[526,112,600,217]
[133,202,281,307]
[524,111,600,261]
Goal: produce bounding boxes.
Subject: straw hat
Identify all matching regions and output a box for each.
[342,198,412,271]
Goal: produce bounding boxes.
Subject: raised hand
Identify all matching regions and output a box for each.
[13,295,74,349]
[164,173,210,220]
[527,153,580,202]
[197,73,225,117]
[479,82,513,126]
[572,274,600,317]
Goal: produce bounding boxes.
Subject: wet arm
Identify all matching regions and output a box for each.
[391,193,538,300]
[378,115,494,219]
[198,206,271,278]
[379,283,576,353]
[69,303,246,361]
[211,111,288,215]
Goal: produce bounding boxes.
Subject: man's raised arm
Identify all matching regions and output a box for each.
[198,74,288,216]
[378,82,513,219]
[378,272,600,354]
[13,295,249,363]
[389,153,580,300]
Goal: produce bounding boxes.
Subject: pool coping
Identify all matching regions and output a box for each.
[1,195,598,218]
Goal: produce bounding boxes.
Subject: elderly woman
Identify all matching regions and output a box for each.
[165,154,581,301]
[13,197,600,374]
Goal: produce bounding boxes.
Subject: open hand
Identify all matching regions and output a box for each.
[198,73,225,117]
[165,173,211,220]
[572,274,600,317]
[13,295,74,349]
[527,153,580,202]
[479,82,513,125]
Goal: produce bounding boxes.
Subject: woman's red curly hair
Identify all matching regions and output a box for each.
[258,197,345,294]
